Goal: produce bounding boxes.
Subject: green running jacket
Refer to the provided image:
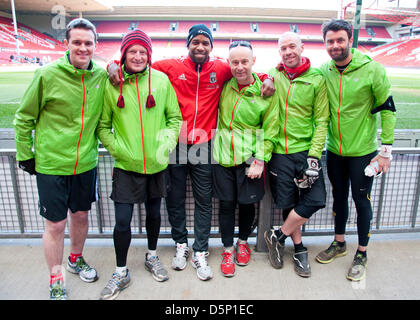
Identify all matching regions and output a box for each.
[14,52,107,175]
[320,49,396,157]
[97,66,182,174]
[213,73,280,167]
[269,66,330,160]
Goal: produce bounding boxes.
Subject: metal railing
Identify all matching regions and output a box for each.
[1,148,419,251]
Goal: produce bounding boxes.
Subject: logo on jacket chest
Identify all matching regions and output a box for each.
[209,72,217,84]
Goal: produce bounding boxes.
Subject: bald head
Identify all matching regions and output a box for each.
[278,32,304,69]
[228,42,255,85]
[278,32,302,48]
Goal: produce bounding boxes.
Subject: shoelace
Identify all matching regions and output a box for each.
[237,243,249,256]
[106,273,123,289]
[50,281,66,299]
[326,242,339,254]
[75,257,93,272]
[222,251,234,265]
[175,245,188,259]
[353,254,365,266]
[194,252,209,268]
[149,256,164,270]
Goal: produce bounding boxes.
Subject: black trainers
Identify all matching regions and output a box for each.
[264,229,284,269]
[293,250,311,278]
[315,240,347,264]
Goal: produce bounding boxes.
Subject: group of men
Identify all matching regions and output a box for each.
[14,17,396,300]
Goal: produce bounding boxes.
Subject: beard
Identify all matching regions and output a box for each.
[189,52,209,64]
[329,46,350,63]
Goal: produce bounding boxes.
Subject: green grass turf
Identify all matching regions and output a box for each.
[0,71,34,128]
[385,73,420,129]
[0,70,419,128]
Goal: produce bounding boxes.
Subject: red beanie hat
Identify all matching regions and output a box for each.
[117,29,155,108]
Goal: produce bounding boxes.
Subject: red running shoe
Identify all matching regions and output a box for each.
[220,249,235,277]
[235,242,251,266]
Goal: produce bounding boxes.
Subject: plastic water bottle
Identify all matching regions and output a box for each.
[364,161,380,177]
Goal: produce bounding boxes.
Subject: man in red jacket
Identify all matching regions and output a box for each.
[108,24,274,281]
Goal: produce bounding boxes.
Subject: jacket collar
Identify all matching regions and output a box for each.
[121,64,150,81]
[330,48,371,73]
[230,73,261,96]
[58,51,97,76]
[185,55,210,72]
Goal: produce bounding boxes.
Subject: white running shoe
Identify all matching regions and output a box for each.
[172,243,190,271]
[191,251,213,281]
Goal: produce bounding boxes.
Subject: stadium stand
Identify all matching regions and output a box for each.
[1,14,415,67]
[95,21,131,33]
[357,26,392,39]
[369,40,409,54]
[296,23,322,36]
[0,16,65,65]
[370,39,420,67]
[258,22,291,34]
[94,39,120,61]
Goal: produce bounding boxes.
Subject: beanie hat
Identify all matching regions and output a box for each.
[186,24,213,48]
[117,29,155,108]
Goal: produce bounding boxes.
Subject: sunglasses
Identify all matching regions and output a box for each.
[66,18,97,42]
[229,40,252,50]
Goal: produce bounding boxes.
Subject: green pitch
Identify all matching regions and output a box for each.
[0,69,419,128]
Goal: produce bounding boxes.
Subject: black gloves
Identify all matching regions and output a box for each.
[18,158,36,175]
[294,157,321,189]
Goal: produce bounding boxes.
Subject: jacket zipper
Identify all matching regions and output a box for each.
[335,65,350,156]
[229,89,246,166]
[191,64,201,144]
[284,82,293,154]
[283,71,295,154]
[73,73,86,175]
[135,75,147,174]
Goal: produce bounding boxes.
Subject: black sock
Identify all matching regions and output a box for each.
[356,250,367,258]
[294,242,306,253]
[274,228,288,244]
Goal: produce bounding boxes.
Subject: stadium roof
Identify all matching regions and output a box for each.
[1,0,416,25]
[0,0,112,13]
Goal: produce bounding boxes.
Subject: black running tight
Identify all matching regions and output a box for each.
[326,150,377,247]
[219,200,255,248]
[113,198,161,267]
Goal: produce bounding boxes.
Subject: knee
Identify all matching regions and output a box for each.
[219,200,236,216]
[114,203,133,232]
[71,210,89,224]
[294,205,323,219]
[282,207,293,221]
[45,218,67,236]
[352,189,372,208]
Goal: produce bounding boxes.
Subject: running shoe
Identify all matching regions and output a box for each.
[66,256,98,282]
[100,270,131,300]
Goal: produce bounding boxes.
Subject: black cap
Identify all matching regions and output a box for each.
[186,24,213,47]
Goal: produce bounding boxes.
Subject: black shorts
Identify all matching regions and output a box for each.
[110,167,170,204]
[212,162,265,204]
[268,152,326,218]
[36,168,97,222]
